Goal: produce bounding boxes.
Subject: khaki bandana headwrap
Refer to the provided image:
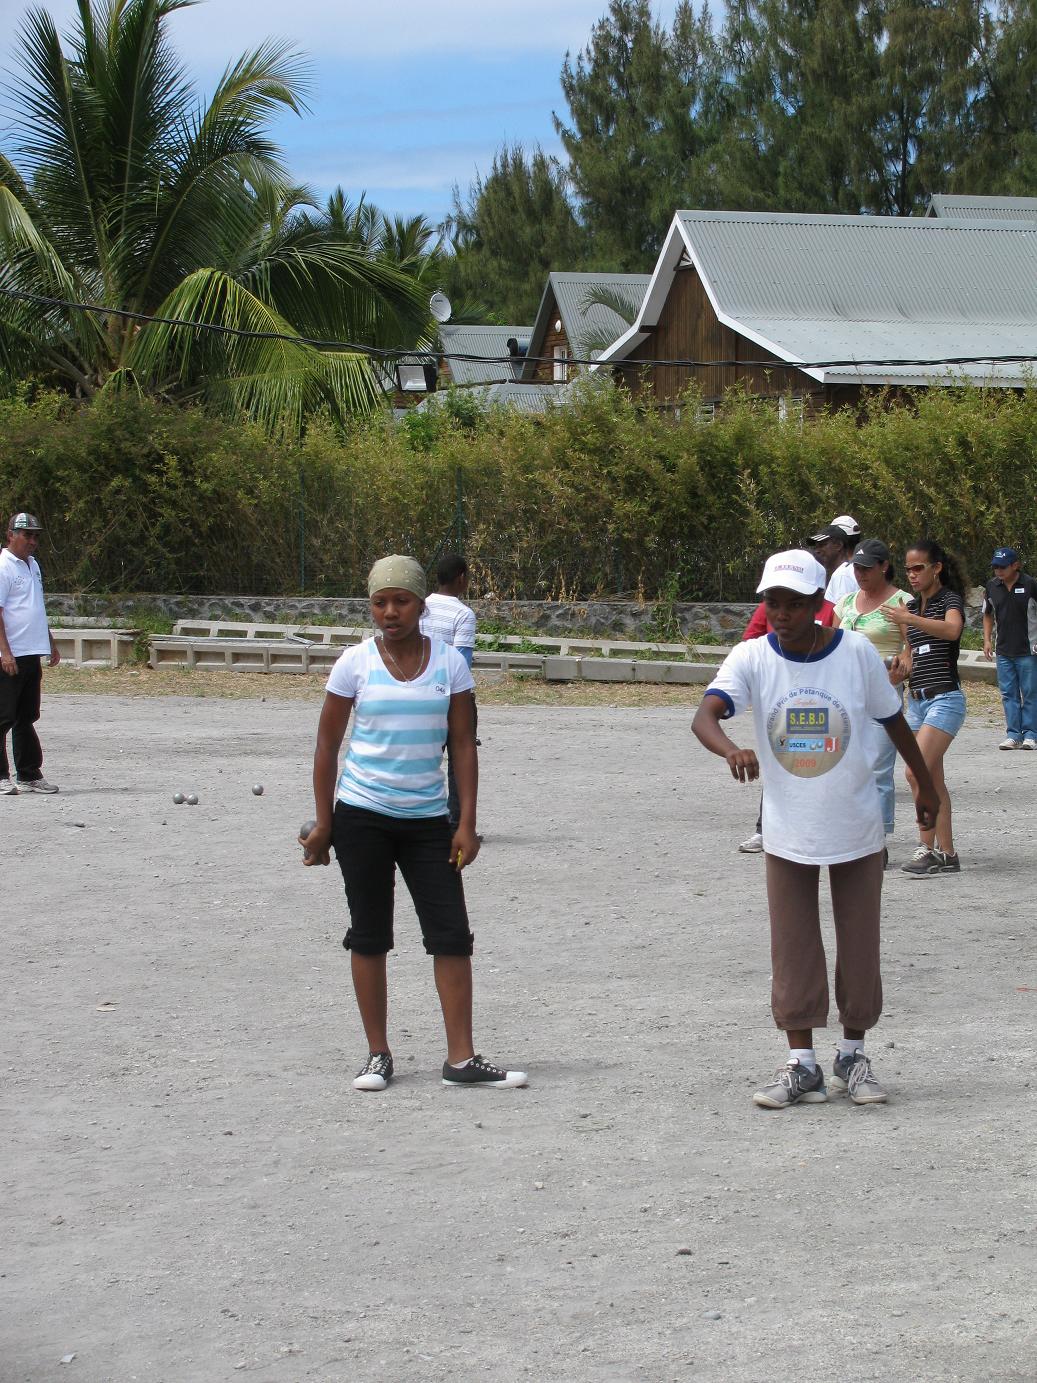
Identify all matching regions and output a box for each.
[367,555,427,599]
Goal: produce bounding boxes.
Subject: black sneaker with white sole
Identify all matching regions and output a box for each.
[353,1051,393,1091]
[441,1054,528,1088]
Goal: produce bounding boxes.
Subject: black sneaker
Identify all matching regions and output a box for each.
[353,1051,393,1091]
[934,848,961,873]
[441,1054,528,1088]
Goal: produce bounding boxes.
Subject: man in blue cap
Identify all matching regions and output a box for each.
[982,546,1037,750]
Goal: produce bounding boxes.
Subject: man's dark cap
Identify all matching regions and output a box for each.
[9,512,42,532]
[808,524,849,544]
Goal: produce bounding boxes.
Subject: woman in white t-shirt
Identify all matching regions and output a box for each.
[693,550,937,1110]
[302,555,527,1093]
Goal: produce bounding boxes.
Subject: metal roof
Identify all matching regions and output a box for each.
[596,210,1037,387]
[926,194,1037,223]
[437,324,531,385]
[414,382,559,415]
[522,272,650,378]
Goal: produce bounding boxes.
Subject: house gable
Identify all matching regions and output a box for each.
[597,209,1037,402]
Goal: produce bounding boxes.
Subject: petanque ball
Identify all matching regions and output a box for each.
[252,784,264,796]
[186,793,199,806]
[300,819,317,860]
[172,792,185,805]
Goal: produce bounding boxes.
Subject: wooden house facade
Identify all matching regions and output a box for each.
[596,210,1037,413]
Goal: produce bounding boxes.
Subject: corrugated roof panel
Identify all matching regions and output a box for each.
[928,194,1037,222]
[438,324,532,385]
[549,272,651,356]
[679,211,1037,322]
[414,382,559,414]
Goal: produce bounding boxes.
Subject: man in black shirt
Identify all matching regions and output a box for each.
[982,546,1037,750]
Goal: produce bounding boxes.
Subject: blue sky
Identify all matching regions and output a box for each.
[1,0,680,226]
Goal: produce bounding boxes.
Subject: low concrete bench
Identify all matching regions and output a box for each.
[149,635,342,674]
[52,628,139,667]
[146,619,996,684]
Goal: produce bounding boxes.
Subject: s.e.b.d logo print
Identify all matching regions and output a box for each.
[766,687,851,778]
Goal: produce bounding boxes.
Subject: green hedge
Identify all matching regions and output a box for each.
[2,383,1035,598]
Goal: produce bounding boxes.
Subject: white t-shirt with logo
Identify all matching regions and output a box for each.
[326,636,475,818]
[0,548,51,656]
[705,629,901,865]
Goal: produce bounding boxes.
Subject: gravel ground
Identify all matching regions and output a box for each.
[2,679,1034,1383]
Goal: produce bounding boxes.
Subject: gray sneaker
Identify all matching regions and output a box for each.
[752,1058,827,1109]
[933,848,960,873]
[17,777,58,793]
[0,778,18,795]
[830,1049,888,1104]
[901,844,940,876]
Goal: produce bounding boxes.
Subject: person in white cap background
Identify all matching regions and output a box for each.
[692,549,937,1109]
[807,515,861,604]
[0,512,60,794]
[302,554,527,1093]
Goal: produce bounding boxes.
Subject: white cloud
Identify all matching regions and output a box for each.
[294,136,567,195]
[1,0,678,68]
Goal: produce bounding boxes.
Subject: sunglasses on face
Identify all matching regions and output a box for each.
[904,563,930,574]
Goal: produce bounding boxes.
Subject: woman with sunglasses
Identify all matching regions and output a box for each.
[832,539,911,851]
[881,540,966,876]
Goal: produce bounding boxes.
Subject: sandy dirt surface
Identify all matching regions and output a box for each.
[2,679,1035,1382]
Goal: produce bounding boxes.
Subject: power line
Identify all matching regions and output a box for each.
[3,284,1037,374]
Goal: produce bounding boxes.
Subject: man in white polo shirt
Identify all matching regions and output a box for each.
[0,512,60,794]
[420,554,477,828]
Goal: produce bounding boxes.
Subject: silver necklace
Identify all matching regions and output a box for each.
[777,624,820,662]
[379,634,427,682]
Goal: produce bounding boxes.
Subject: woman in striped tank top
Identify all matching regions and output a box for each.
[302,555,528,1093]
[881,540,967,876]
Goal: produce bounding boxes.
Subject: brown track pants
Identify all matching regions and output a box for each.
[764,850,884,1032]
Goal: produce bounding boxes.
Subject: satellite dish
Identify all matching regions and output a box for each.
[429,291,452,324]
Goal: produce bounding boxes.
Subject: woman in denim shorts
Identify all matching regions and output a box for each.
[881,540,967,875]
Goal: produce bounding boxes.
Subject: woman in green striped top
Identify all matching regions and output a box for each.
[833,539,911,842]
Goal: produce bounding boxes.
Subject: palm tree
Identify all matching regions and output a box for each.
[0,0,429,431]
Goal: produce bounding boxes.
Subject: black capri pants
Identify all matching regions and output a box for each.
[333,802,474,957]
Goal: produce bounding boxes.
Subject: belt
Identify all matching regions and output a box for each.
[909,682,960,701]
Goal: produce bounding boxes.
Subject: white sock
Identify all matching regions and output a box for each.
[788,1047,816,1070]
[447,1056,473,1070]
[838,1038,865,1059]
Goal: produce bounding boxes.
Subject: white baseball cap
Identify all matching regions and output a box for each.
[830,514,860,537]
[757,549,827,595]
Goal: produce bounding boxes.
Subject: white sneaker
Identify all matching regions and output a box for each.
[0,778,18,795]
[738,831,764,853]
[998,737,1021,750]
[1022,740,1037,751]
[17,777,59,793]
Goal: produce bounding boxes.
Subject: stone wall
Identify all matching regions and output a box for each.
[46,588,987,635]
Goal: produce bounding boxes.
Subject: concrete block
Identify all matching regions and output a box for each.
[633,660,716,684]
[578,659,636,682]
[543,656,580,681]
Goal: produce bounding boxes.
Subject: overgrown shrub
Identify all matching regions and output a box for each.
[2,382,1035,598]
